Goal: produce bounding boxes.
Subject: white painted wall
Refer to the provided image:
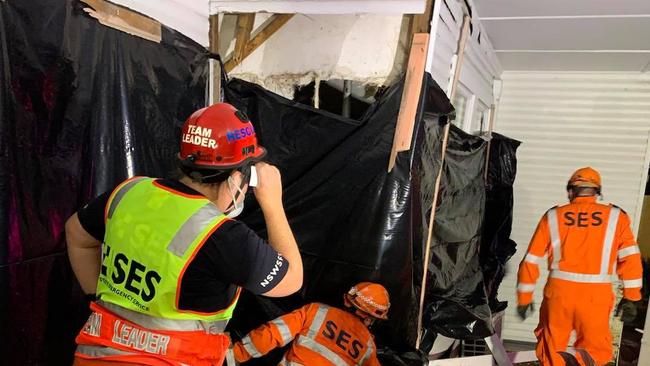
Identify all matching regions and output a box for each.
[426,0,502,133]
[227,14,408,97]
[495,72,650,345]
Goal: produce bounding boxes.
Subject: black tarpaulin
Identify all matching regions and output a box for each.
[0,1,207,364]
[223,75,456,352]
[481,133,520,312]
[2,0,522,363]
[421,124,493,340]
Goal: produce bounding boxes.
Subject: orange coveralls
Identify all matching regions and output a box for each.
[233,303,381,366]
[517,196,643,365]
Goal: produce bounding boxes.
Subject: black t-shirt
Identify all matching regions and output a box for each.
[77,179,288,313]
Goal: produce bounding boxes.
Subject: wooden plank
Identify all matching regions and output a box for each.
[233,13,255,65]
[224,14,294,73]
[411,0,435,33]
[81,0,161,43]
[415,13,471,349]
[209,14,221,104]
[484,104,496,181]
[387,33,430,172]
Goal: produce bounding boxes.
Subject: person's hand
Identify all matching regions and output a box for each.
[517,303,534,321]
[616,298,639,324]
[253,162,283,210]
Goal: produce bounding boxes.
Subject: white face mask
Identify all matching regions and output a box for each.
[226,176,245,218]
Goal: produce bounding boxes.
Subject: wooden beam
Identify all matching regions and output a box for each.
[387,33,430,172]
[449,15,471,101]
[224,14,294,73]
[233,13,255,65]
[81,0,161,43]
[483,104,496,181]
[410,0,435,34]
[415,13,472,349]
[209,14,221,104]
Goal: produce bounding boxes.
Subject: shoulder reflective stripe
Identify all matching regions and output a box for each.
[524,253,543,265]
[600,207,620,274]
[618,245,641,259]
[517,283,536,292]
[225,348,236,366]
[107,177,147,219]
[306,305,329,338]
[547,209,561,270]
[550,270,612,283]
[98,300,228,333]
[623,278,643,288]
[167,203,224,257]
[279,359,305,366]
[296,336,350,366]
[271,318,294,346]
[76,344,136,357]
[359,338,375,365]
[240,335,262,358]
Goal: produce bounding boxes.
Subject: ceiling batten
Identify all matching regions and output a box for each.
[473,0,650,71]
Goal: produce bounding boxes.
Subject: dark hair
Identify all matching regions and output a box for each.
[570,186,599,196]
[177,163,232,185]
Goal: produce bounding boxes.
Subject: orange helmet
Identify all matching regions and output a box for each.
[567,167,601,191]
[344,282,390,320]
[179,103,266,171]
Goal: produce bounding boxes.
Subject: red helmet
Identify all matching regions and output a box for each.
[344,282,390,320]
[179,103,266,170]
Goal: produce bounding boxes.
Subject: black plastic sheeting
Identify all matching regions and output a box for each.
[481,134,520,313]
[420,124,493,340]
[223,75,455,355]
[0,1,207,364]
[1,0,523,364]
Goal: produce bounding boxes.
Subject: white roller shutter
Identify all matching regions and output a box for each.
[496,72,650,343]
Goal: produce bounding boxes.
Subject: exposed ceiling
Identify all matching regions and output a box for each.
[472,0,650,71]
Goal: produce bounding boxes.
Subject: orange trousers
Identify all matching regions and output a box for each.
[535,278,615,366]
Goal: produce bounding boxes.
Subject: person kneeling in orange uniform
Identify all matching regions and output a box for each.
[232,282,390,366]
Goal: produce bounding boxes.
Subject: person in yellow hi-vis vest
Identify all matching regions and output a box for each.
[65,103,303,366]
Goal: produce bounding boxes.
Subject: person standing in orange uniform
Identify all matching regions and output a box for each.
[231,282,390,366]
[516,167,643,365]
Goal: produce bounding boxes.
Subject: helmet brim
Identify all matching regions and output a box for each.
[178,145,267,171]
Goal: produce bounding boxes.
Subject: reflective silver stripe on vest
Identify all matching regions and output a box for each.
[524,253,543,265]
[241,335,262,358]
[359,338,375,365]
[77,344,136,357]
[98,300,228,334]
[547,208,561,270]
[167,203,224,257]
[306,305,329,337]
[549,270,612,283]
[600,207,620,273]
[225,347,237,366]
[517,283,536,292]
[107,177,147,219]
[279,357,305,366]
[296,336,350,366]
[618,245,641,259]
[623,278,643,288]
[271,318,294,346]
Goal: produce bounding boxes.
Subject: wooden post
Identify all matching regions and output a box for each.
[386,0,435,172]
[387,33,430,172]
[224,14,294,73]
[82,0,161,43]
[484,104,496,181]
[209,13,221,104]
[415,13,472,349]
[233,14,255,65]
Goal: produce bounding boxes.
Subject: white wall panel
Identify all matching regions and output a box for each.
[495,72,650,343]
